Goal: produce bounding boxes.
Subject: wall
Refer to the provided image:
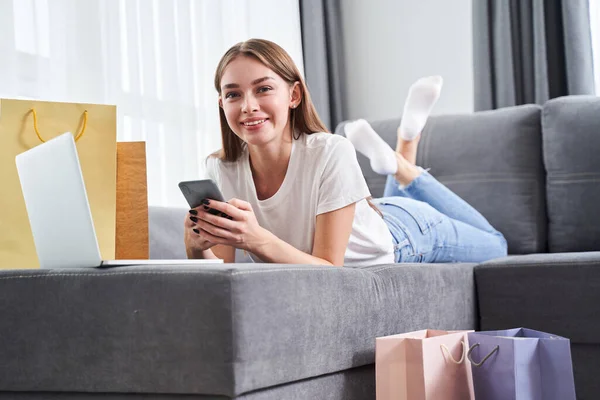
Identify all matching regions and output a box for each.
[341,0,474,121]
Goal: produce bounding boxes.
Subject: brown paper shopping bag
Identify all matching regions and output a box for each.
[115,142,149,260]
[376,330,475,400]
[0,98,117,269]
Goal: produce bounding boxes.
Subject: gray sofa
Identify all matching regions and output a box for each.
[0,95,598,399]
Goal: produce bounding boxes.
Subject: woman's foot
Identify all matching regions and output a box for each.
[345,119,423,187]
[345,119,398,175]
[398,75,443,140]
[396,75,443,165]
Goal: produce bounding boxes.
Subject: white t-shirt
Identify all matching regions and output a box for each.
[206,132,395,266]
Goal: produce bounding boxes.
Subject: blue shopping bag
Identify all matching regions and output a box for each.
[467,328,576,400]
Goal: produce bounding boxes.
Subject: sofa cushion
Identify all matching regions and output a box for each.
[542,95,600,252]
[336,104,547,254]
[0,263,475,397]
[149,206,188,259]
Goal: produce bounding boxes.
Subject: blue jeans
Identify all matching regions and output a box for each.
[374,171,508,263]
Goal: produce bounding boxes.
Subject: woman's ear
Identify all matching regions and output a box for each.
[290,82,302,108]
[218,96,223,109]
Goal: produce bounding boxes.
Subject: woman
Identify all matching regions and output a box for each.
[184,39,507,266]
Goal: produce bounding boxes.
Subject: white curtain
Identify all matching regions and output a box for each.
[591,0,600,93]
[0,0,304,207]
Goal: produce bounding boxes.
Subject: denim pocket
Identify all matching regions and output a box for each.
[395,242,423,263]
[381,211,419,260]
[377,197,443,235]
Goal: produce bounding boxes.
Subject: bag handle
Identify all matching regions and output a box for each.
[440,341,466,364]
[30,108,88,143]
[467,343,499,367]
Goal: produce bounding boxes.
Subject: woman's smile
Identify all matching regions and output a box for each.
[241,117,270,131]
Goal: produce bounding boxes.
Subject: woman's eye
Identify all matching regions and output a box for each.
[225,92,239,99]
[257,86,272,94]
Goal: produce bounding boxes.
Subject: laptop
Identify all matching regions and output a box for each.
[15,132,222,268]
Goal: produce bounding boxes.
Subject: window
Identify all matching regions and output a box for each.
[2,0,304,206]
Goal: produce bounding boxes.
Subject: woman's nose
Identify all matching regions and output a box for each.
[242,94,259,113]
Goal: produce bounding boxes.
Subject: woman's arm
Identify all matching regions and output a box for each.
[194,199,356,266]
[311,203,355,266]
[211,245,236,263]
[254,203,355,266]
[187,245,236,263]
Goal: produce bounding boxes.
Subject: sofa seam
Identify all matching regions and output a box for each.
[478,260,600,268]
[230,268,346,276]
[0,271,239,280]
[229,270,238,396]
[434,172,538,180]
[364,265,406,274]
[0,262,485,281]
[547,178,600,184]
[0,268,357,280]
[547,172,600,178]
[437,178,540,185]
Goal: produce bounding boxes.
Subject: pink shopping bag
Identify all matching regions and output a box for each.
[376,330,475,400]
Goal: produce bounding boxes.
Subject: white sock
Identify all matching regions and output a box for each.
[344,119,397,175]
[399,75,443,141]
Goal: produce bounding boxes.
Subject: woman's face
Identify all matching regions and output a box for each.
[219,56,300,147]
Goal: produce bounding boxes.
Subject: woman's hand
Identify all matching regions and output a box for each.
[194,198,270,252]
[184,210,217,257]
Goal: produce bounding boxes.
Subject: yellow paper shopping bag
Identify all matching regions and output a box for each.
[0,98,117,269]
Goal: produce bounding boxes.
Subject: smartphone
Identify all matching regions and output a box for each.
[178,179,231,218]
